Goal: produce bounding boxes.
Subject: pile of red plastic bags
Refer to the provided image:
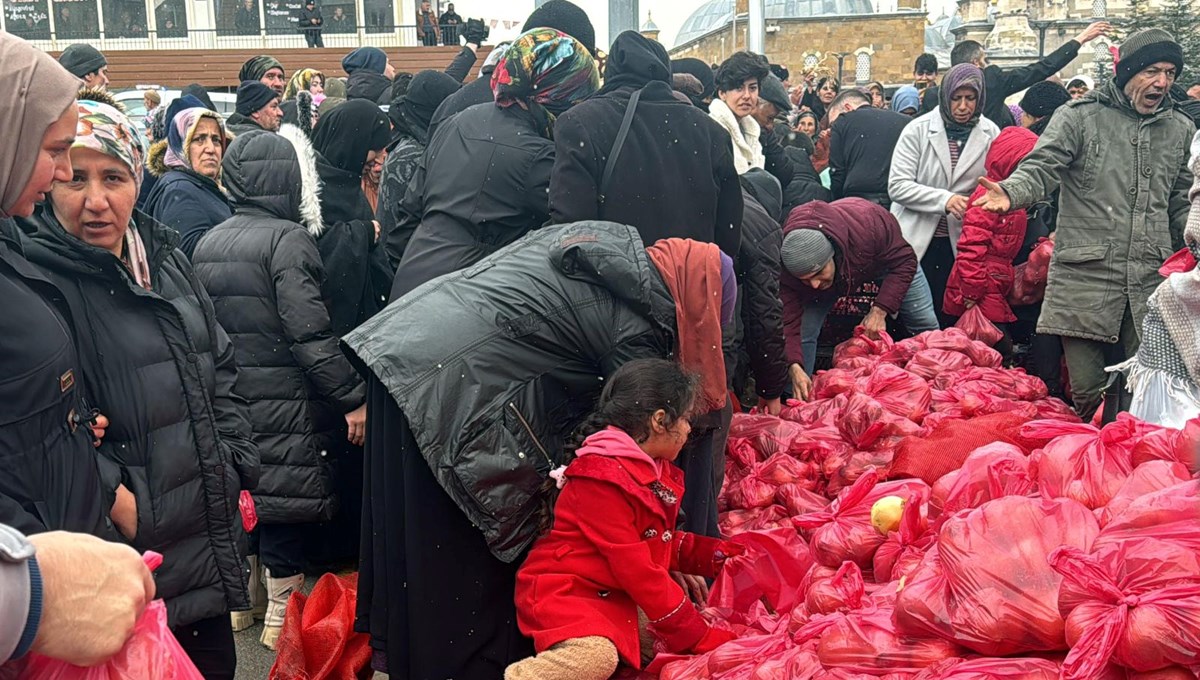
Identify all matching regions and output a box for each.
[628,329,1200,679]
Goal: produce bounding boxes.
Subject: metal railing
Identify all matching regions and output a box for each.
[3,23,477,50]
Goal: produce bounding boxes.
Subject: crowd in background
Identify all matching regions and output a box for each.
[1,2,1199,678]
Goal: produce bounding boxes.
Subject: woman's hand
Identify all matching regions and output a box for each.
[371,220,381,243]
[111,484,137,540]
[946,194,970,219]
[789,364,812,401]
[345,404,367,446]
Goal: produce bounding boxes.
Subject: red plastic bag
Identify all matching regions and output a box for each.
[802,562,865,616]
[1008,237,1054,306]
[793,469,929,570]
[708,528,814,618]
[21,553,202,680]
[1026,415,1145,510]
[1129,418,1200,471]
[873,494,932,583]
[239,489,258,533]
[905,349,974,380]
[268,572,372,680]
[916,657,1062,679]
[1099,461,1192,526]
[1051,539,1200,678]
[776,484,828,516]
[861,363,933,423]
[890,412,1038,485]
[929,442,1035,520]
[954,307,1004,346]
[895,495,1101,656]
[1093,480,1200,554]
[817,585,963,673]
[921,328,1002,368]
[833,327,894,365]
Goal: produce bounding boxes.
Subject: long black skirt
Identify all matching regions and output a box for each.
[357,374,533,679]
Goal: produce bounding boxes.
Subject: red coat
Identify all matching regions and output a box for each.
[514,452,722,668]
[944,127,1040,323]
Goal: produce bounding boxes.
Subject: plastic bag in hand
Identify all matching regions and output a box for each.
[708,528,814,618]
[833,327,894,366]
[268,573,372,680]
[1052,538,1200,678]
[954,307,1004,346]
[1008,237,1053,306]
[22,553,202,680]
[894,495,1100,656]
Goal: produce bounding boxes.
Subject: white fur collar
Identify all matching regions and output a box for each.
[709,98,765,175]
[277,124,325,237]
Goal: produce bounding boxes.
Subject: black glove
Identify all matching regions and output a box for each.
[462,18,488,45]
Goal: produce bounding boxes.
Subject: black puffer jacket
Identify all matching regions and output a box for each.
[346,71,393,105]
[733,174,788,400]
[194,129,365,525]
[783,146,832,216]
[22,209,258,628]
[391,102,554,299]
[0,219,115,538]
[343,221,678,562]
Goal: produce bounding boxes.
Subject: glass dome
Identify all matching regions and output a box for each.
[675,0,878,47]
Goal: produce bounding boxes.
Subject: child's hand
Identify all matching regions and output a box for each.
[671,571,709,604]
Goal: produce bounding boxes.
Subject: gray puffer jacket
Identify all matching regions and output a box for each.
[193,127,365,525]
[343,221,678,562]
[1000,78,1195,342]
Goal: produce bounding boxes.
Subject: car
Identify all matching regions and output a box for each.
[113,88,238,129]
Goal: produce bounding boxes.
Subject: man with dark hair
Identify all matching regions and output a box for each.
[770,63,790,86]
[973,28,1194,421]
[57,44,108,90]
[913,52,938,91]
[229,80,283,133]
[921,21,1111,127]
[826,88,910,207]
[1066,75,1094,99]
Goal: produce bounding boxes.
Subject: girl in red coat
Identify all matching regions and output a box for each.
[944,126,1040,343]
[506,359,742,680]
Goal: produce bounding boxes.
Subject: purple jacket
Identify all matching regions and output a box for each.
[779,198,917,365]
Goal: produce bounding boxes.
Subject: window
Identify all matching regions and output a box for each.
[103,0,146,37]
[155,0,188,37]
[361,0,391,32]
[263,0,301,35]
[4,0,51,39]
[217,0,258,35]
[854,49,871,84]
[324,0,354,31]
[1090,0,1105,17]
[52,0,99,38]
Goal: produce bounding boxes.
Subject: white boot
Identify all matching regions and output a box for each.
[260,569,304,650]
[231,555,266,632]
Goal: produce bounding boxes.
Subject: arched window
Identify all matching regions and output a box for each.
[1091,0,1106,17]
[854,48,872,84]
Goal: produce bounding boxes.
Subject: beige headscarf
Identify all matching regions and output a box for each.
[0,32,81,217]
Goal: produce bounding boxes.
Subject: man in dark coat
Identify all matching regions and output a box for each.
[920,21,1112,127]
[779,198,934,398]
[438,2,462,45]
[227,80,283,135]
[752,73,795,194]
[342,46,394,104]
[826,88,911,206]
[428,0,595,136]
[549,31,743,257]
[297,0,323,47]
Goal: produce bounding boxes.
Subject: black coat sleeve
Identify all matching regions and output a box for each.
[548,112,602,224]
[737,200,788,399]
[444,47,477,84]
[761,127,794,191]
[829,117,848,199]
[713,141,744,257]
[990,40,1081,98]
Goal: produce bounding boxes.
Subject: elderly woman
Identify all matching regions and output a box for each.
[20,96,258,680]
[143,97,232,257]
[889,63,1000,326]
[865,80,886,108]
[349,221,732,679]
[709,51,771,175]
[391,27,599,298]
[890,85,921,116]
[801,75,840,121]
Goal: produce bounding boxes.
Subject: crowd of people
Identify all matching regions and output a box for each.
[1,1,1199,678]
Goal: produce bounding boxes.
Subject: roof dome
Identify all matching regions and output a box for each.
[642,11,660,31]
[675,0,878,47]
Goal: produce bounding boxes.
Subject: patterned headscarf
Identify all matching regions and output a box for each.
[284,68,324,100]
[71,99,152,289]
[491,27,598,135]
[165,107,227,173]
[939,63,986,141]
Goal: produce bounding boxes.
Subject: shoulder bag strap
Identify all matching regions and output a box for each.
[598,86,643,212]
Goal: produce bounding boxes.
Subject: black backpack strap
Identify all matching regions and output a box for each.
[598,86,643,211]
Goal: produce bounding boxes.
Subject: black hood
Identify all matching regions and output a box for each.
[389,69,461,146]
[222,130,302,223]
[346,71,392,104]
[598,30,671,94]
[312,99,391,175]
[739,168,783,222]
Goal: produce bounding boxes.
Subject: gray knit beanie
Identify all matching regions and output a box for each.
[1116,29,1184,89]
[781,229,835,277]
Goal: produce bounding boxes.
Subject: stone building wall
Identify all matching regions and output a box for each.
[669,12,928,87]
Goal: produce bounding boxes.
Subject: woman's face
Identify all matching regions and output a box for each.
[309,76,324,95]
[950,87,978,124]
[870,87,885,108]
[796,115,817,137]
[9,104,77,218]
[818,79,839,105]
[364,148,384,184]
[1020,110,1038,129]
[718,76,760,118]
[188,117,224,180]
[51,147,136,257]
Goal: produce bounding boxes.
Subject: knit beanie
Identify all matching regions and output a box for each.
[239,55,284,83]
[760,73,792,114]
[342,46,387,75]
[1115,29,1184,89]
[781,229,835,277]
[1019,81,1071,118]
[236,80,277,116]
[58,44,106,78]
[522,0,596,57]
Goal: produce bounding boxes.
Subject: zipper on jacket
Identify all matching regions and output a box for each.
[507,402,554,469]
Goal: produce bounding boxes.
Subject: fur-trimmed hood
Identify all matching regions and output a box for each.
[221,124,323,236]
[147,121,234,179]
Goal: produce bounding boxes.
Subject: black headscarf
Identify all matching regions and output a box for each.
[312,99,390,176]
[671,57,715,109]
[598,30,671,95]
[388,69,460,146]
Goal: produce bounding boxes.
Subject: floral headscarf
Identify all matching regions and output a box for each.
[165,107,227,173]
[284,68,324,100]
[491,27,598,136]
[72,99,152,289]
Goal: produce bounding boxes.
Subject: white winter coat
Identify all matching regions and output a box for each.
[887,109,999,260]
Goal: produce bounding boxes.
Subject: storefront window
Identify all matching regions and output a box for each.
[154,0,187,36]
[363,0,391,33]
[324,0,354,31]
[52,0,99,39]
[4,0,51,39]
[217,0,259,35]
[104,0,146,37]
[263,0,300,34]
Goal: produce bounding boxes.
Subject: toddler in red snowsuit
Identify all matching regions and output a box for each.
[944,126,1041,327]
[506,359,741,680]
